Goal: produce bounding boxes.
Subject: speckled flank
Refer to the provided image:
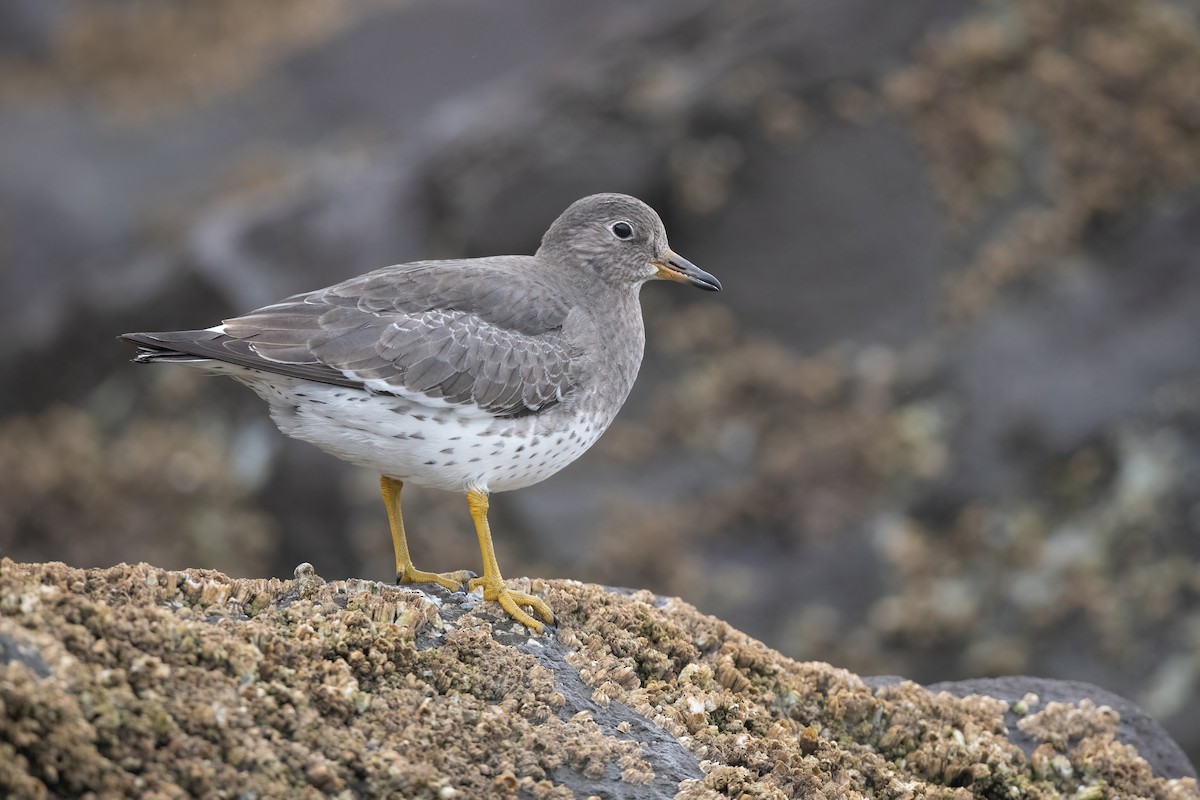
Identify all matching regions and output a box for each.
[207,364,619,493]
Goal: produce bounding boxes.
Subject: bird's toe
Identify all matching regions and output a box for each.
[398,566,474,593]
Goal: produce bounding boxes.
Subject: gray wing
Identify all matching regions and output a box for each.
[134,258,582,417]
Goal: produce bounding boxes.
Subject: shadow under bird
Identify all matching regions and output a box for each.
[121,193,721,631]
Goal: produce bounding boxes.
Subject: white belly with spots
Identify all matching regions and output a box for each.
[223,369,608,493]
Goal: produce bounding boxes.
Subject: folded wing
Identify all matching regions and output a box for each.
[124,258,581,418]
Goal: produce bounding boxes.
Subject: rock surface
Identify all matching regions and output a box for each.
[1,559,1195,799]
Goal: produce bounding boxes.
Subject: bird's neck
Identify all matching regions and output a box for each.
[591,287,646,400]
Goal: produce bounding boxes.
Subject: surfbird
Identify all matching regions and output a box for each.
[121,193,721,631]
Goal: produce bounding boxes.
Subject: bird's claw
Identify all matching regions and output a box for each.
[468,576,554,633]
[397,566,476,593]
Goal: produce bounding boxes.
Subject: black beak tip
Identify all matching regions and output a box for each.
[666,254,722,292]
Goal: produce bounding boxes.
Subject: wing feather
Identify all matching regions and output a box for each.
[175,257,585,416]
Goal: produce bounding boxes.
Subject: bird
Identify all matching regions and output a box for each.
[121,193,721,632]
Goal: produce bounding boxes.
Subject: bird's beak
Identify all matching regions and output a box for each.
[651,249,722,291]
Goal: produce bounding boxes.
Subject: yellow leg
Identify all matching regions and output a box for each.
[465,489,554,632]
[381,476,473,592]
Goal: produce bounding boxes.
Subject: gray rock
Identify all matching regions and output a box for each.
[867,674,1198,781]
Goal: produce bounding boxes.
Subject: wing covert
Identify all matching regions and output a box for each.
[222,260,581,416]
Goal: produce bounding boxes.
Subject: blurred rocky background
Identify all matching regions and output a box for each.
[1,0,1198,767]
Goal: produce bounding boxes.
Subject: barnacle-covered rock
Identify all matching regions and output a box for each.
[1,559,1194,799]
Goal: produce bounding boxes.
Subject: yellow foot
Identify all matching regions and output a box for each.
[397,566,475,593]
[468,576,554,633]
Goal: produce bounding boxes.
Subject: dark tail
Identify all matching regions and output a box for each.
[119,329,360,387]
[118,330,223,363]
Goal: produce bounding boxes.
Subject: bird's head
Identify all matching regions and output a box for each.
[538,193,722,293]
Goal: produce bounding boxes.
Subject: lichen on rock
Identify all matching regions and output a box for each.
[0,559,1195,799]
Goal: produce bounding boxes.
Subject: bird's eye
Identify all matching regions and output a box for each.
[610,221,634,240]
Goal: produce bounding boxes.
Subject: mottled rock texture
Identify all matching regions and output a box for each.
[1,559,1195,799]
